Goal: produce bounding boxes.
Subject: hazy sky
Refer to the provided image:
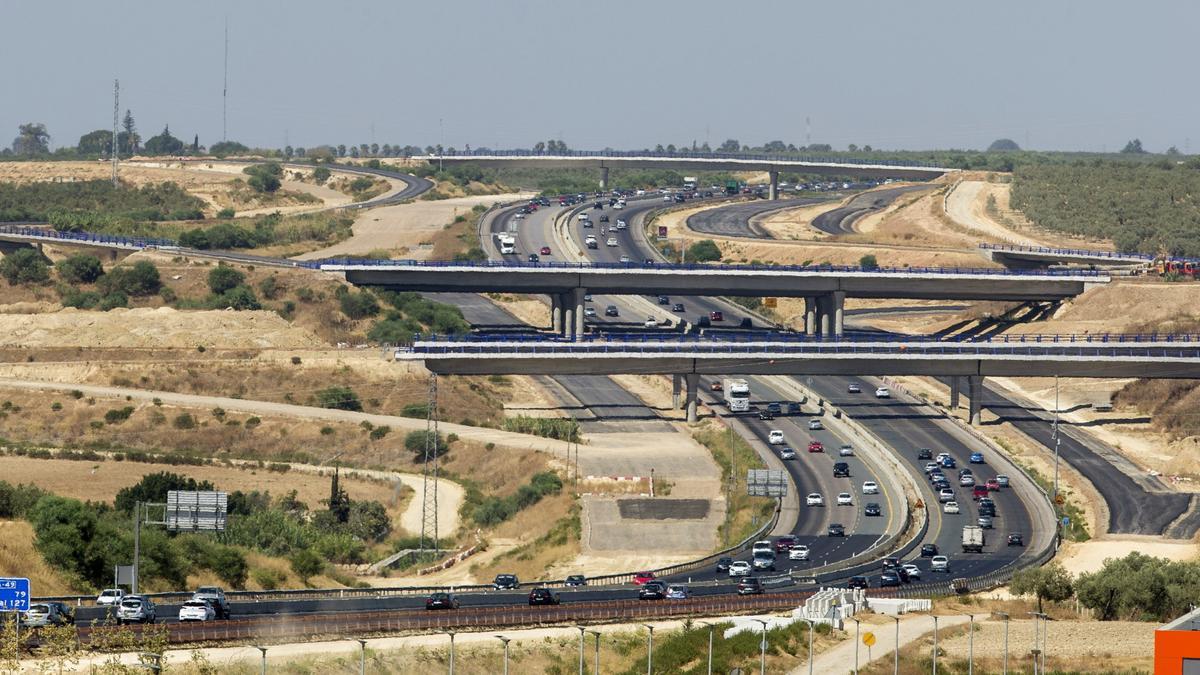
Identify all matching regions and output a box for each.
[3,1,1196,153]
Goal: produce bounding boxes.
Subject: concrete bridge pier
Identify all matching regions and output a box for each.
[599,167,609,191]
[685,373,700,423]
[571,288,586,339]
[768,170,780,200]
[550,294,563,334]
[672,373,682,409]
[967,376,984,425]
[832,290,845,337]
[804,297,817,336]
[563,297,577,341]
[817,296,833,337]
[949,377,961,409]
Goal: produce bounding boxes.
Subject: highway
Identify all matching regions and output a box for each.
[810,184,934,235]
[686,198,827,238]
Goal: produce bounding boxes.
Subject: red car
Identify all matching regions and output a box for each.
[633,571,656,585]
[709,311,724,322]
[808,441,824,453]
[540,246,552,255]
[986,479,1001,491]
[774,535,797,552]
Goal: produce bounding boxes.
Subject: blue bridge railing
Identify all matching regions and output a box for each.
[978,242,1157,261]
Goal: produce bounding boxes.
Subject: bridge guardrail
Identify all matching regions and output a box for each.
[420,331,1200,345]
[978,242,1159,261]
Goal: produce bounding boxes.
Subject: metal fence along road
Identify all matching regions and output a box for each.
[419,331,1200,345]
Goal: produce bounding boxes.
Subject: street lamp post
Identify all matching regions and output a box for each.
[852,618,861,675]
[577,626,586,675]
[967,615,975,675]
[994,612,1010,675]
[642,624,655,675]
[798,618,815,675]
[699,622,715,675]
[932,616,939,675]
[588,630,602,675]
[892,616,900,675]
[356,639,368,675]
[446,631,457,675]
[496,635,512,675]
[255,646,268,675]
[754,619,769,675]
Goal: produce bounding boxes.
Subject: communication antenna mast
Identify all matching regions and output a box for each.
[111,80,120,185]
[805,116,811,146]
[419,373,441,554]
[222,16,229,142]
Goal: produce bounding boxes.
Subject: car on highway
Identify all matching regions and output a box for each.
[583,294,592,302]
[637,582,667,601]
[716,557,733,572]
[901,564,922,581]
[973,485,990,500]
[836,492,853,506]
[862,481,879,495]
[728,561,752,577]
[191,586,230,620]
[827,523,846,537]
[665,584,690,600]
[737,578,764,595]
[788,544,810,561]
[832,462,849,477]
[986,478,1001,491]
[739,317,754,328]
[808,418,823,430]
[96,588,125,608]
[643,316,657,327]
[924,462,941,475]
[766,402,782,415]
[709,311,723,322]
[633,571,657,585]
[539,246,552,255]
[941,456,957,469]
[21,602,74,627]
[938,488,955,503]
[768,430,786,445]
[847,383,862,393]
[916,448,933,461]
[847,576,869,590]
[565,575,587,587]
[1007,533,1024,547]
[527,253,540,262]
[943,501,961,514]
[787,402,803,414]
[978,515,994,529]
[529,588,561,606]
[613,202,624,210]
[605,305,619,317]
[116,596,156,624]
[875,387,890,398]
[959,474,976,487]
[752,552,776,571]
[773,535,797,552]
[969,452,985,464]
[494,574,520,590]
[657,295,670,305]
[710,381,723,391]
[424,592,461,611]
[933,479,951,492]
[758,409,775,420]
[177,600,216,622]
[606,237,618,246]
[752,540,773,555]
[806,493,824,507]
[879,571,901,587]
[779,447,796,460]
[921,544,939,557]
[620,255,633,263]
[808,441,824,453]
[838,445,854,456]
[584,307,597,318]
[995,475,1010,488]
[864,502,882,517]
[599,214,609,223]
[615,219,627,229]
[978,498,997,517]
[672,302,685,312]
[881,556,900,570]
[930,555,950,573]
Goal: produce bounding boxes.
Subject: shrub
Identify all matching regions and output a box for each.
[312,167,331,183]
[57,254,105,283]
[289,549,324,581]
[501,415,580,441]
[104,406,135,424]
[316,386,362,411]
[207,265,245,294]
[0,248,49,284]
[212,285,261,310]
[173,413,197,429]
[251,567,286,590]
[99,260,161,296]
[400,403,429,418]
[258,275,278,299]
[368,425,391,440]
[339,289,380,319]
[686,239,722,263]
[859,254,879,270]
[98,291,127,310]
[403,430,448,457]
[216,207,237,219]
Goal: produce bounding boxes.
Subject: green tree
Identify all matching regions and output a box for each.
[57,254,105,283]
[404,430,448,457]
[12,122,50,155]
[859,254,879,270]
[1010,562,1074,612]
[211,547,248,588]
[686,239,722,263]
[347,500,391,541]
[100,260,161,295]
[1120,138,1146,154]
[316,386,362,411]
[207,264,245,294]
[718,138,741,153]
[214,285,261,310]
[0,247,50,284]
[209,140,249,156]
[289,549,324,582]
[115,472,215,513]
[987,138,1021,152]
[77,129,114,155]
[339,289,380,319]
[312,166,331,183]
[121,110,139,154]
[144,125,185,155]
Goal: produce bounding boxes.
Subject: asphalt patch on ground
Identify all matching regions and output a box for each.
[618,498,710,520]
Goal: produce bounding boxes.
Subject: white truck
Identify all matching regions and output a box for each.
[683,176,697,190]
[497,233,516,254]
[723,378,750,412]
[962,525,985,553]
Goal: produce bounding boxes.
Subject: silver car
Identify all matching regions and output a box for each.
[22,602,74,627]
[116,596,156,624]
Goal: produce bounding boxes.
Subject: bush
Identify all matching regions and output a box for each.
[0,248,49,284]
[104,406,135,424]
[312,167,331,183]
[501,415,580,441]
[207,265,245,294]
[57,254,104,283]
[173,413,197,429]
[316,386,362,411]
[686,239,722,263]
[216,207,237,219]
[99,260,161,296]
[859,254,879,270]
[368,425,391,440]
[339,289,380,319]
[212,285,261,310]
[60,290,101,309]
[251,567,286,590]
[400,403,429,418]
[289,549,324,581]
[98,291,127,310]
[404,430,448,457]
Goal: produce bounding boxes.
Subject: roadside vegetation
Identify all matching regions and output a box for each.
[693,421,777,547]
[428,203,489,261]
[0,179,205,224]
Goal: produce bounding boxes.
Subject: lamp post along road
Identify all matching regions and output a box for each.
[852,618,861,675]
[446,631,457,675]
[643,624,655,675]
[577,626,586,675]
[754,619,769,675]
[892,617,900,675]
[968,615,975,675]
[496,636,511,675]
[699,622,715,675]
[994,612,1010,675]
[588,630,602,675]
[932,616,940,675]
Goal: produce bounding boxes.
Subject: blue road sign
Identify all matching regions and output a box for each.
[0,577,30,611]
[1061,516,1071,527]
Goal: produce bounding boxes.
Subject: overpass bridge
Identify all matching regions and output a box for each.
[432,151,954,199]
[979,243,1154,269]
[322,259,1106,337]
[397,333,1200,422]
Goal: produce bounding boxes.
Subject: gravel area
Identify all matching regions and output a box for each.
[935,619,1155,662]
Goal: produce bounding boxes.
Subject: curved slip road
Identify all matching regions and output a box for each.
[686,199,827,238]
[810,184,934,235]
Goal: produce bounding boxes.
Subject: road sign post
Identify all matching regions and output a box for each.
[0,578,30,612]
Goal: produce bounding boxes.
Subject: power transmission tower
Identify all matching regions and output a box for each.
[111,80,119,186]
[223,16,229,142]
[419,373,441,554]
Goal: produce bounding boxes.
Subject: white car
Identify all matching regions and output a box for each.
[613,202,624,209]
[930,555,950,572]
[606,237,619,246]
[644,316,657,327]
[943,501,960,514]
[779,448,797,460]
[838,445,854,456]
[96,589,125,607]
[875,387,891,399]
[584,307,597,318]
[751,540,773,555]
[808,418,823,430]
[901,564,922,580]
[806,493,824,507]
[768,430,786,445]
[862,481,879,495]
[178,600,215,622]
[788,545,810,561]
[616,219,627,229]
[836,492,853,506]
[959,475,976,487]
[938,488,955,503]
[728,561,752,577]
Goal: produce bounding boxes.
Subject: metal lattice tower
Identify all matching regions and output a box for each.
[111,80,119,186]
[419,372,440,554]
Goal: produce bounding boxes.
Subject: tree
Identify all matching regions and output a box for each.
[1166,146,1181,156]
[326,468,350,522]
[207,264,245,294]
[859,254,879,270]
[115,472,215,513]
[847,144,859,152]
[686,239,722,263]
[1121,138,1146,154]
[316,386,362,411]
[336,144,347,157]
[214,285,261,310]
[370,143,379,156]
[209,140,249,156]
[77,129,114,155]
[347,500,391,541]
[0,247,50,284]
[121,110,139,154]
[289,549,324,582]
[404,430,448,458]
[58,254,105,283]
[339,289,380,319]
[100,260,161,296]
[987,138,1021,152]
[191,134,200,153]
[312,166,331,183]
[1010,562,1074,612]
[718,138,741,153]
[12,122,50,155]
[144,125,184,155]
[211,547,248,588]
[284,145,294,158]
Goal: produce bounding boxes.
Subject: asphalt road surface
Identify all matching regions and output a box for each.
[686,198,826,239]
[811,185,933,235]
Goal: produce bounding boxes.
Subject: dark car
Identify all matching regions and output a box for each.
[827,523,846,537]
[493,574,520,590]
[737,578,764,595]
[881,557,901,570]
[528,588,561,606]
[425,592,460,610]
[709,311,724,322]
[787,402,803,414]
[638,581,667,600]
[758,409,775,420]
[715,556,734,572]
[833,462,850,478]
[921,544,939,557]
[527,253,540,262]
[847,576,869,590]
[978,499,997,517]
[672,303,685,312]
[657,295,670,305]
[605,305,619,317]
[1007,533,1024,547]
[739,317,754,328]
[916,448,933,461]
[766,402,782,415]
[564,575,587,587]
[599,214,609,222]
[879,571,901,587]
[864,502,882,517]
